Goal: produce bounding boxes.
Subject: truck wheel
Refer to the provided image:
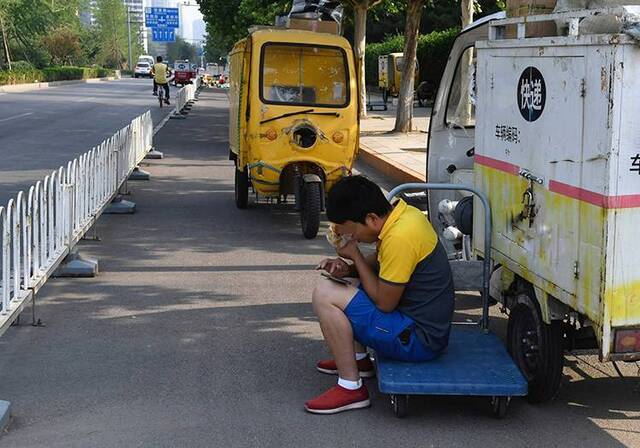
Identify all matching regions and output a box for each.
[300,181,321,239]
[507,288,564,403]
[235,165,249,209]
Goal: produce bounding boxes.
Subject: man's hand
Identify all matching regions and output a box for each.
[336,239,361,262]
[316,258,351,278]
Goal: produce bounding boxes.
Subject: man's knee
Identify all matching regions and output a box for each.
[312,282,332,312]
[312,280,357,313]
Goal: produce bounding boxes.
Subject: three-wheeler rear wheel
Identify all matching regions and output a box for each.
[507,288,564,403]
[234,164,249,209]
[300,181,321,239]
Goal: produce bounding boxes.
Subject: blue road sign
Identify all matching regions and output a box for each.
[152,28,176,42]
[145,7,180,29]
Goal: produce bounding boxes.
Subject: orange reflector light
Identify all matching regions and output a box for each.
[614,329,640,353]
[265,128,277,141]
[332,131,344,144]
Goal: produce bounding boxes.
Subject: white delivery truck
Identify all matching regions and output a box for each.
[425,6,640,403]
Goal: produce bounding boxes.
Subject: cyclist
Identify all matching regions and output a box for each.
[151,56,171,105]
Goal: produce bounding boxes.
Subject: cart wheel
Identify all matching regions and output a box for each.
[507,287,564,403]
[234,165,249,209]
[300,182,321,239]
[382,89,389,104]
[391,394,408,418]
[491,396,509,419]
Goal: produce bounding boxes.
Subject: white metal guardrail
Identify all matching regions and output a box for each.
[174,77,201,114]
[0,111,153,335]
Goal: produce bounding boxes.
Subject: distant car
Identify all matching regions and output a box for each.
[134,62,152,78]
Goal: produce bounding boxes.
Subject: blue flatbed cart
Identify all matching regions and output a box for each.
[376,183,528,418]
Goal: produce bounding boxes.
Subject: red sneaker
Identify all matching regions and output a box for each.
[316,356,375,378]
[305,385,370,414]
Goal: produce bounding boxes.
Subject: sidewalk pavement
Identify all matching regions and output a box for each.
[358,95,430,183]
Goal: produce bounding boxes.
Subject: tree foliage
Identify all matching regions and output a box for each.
[166,36,199,63]
[42,27,82,66]
[0,0,83,67]
[197,0,290,54]
[95,0,128,69]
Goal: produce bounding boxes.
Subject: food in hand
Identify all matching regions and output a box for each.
[326,225,351,249]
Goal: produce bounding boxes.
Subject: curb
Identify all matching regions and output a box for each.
[0,76,121,94]
[358,142,425,183]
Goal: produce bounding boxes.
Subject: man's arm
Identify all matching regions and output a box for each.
[352,251,404,312]
[337,242,404,312]
[347,252,377,278]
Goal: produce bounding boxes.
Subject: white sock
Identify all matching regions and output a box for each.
[338,377,363,390]
[355,352,368,361]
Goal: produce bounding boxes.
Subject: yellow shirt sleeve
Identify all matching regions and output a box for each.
[378,234,419,285]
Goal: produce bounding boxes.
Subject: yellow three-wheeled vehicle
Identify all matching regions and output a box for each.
[228,27,359,238]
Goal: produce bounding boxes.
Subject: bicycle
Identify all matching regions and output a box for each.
[158,84,165,108]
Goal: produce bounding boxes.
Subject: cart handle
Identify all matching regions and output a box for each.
[386,183,492,330]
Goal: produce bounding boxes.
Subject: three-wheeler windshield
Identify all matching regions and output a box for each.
[260,43,349,108]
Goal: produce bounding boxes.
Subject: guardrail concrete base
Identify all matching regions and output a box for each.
[53,249,98,278]
[145,149,164,159]
[104,197,136,214]
[129,167,151,181]
[0,400,11,434]
[170,112,187,120]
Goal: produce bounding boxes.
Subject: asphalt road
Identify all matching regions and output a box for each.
[0,90,637,447]
[0,78,174,205]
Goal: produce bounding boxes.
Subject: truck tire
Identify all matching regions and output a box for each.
[300,181,321,239]
[235,165,249,209]
[507,288,564,403]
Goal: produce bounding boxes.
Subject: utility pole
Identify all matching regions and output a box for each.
[127,6,133,71]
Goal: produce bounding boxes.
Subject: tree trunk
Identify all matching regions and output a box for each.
[0,16,11,70]
[461,0,474,28]
[353,3,368,119]
[455,0,474,125]
[393,0,424,133]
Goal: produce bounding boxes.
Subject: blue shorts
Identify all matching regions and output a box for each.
[344,287,439,362]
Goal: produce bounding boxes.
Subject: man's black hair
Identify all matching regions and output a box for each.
[326,175,392,224]
[157,56,163,62]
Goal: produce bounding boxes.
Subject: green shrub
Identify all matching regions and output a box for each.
[41,66,85,81]
[0,67,44,85]
[365,27,460,100]
[0,65,115,85]
[10,61,36,71]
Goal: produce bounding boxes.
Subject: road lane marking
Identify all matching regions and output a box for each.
[0,112,33,122]
[75,97,97,102]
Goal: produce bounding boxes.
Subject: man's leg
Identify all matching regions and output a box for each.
[312,280,360,381]
[305,280,370,414]
[163,84,170,103]
[153,79,157,95]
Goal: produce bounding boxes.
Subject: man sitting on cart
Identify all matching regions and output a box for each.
[151,56,171,105]
[307,176,455,414]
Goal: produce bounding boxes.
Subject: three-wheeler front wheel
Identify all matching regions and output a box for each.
[235,164,249,209]
[300,182,321,239]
